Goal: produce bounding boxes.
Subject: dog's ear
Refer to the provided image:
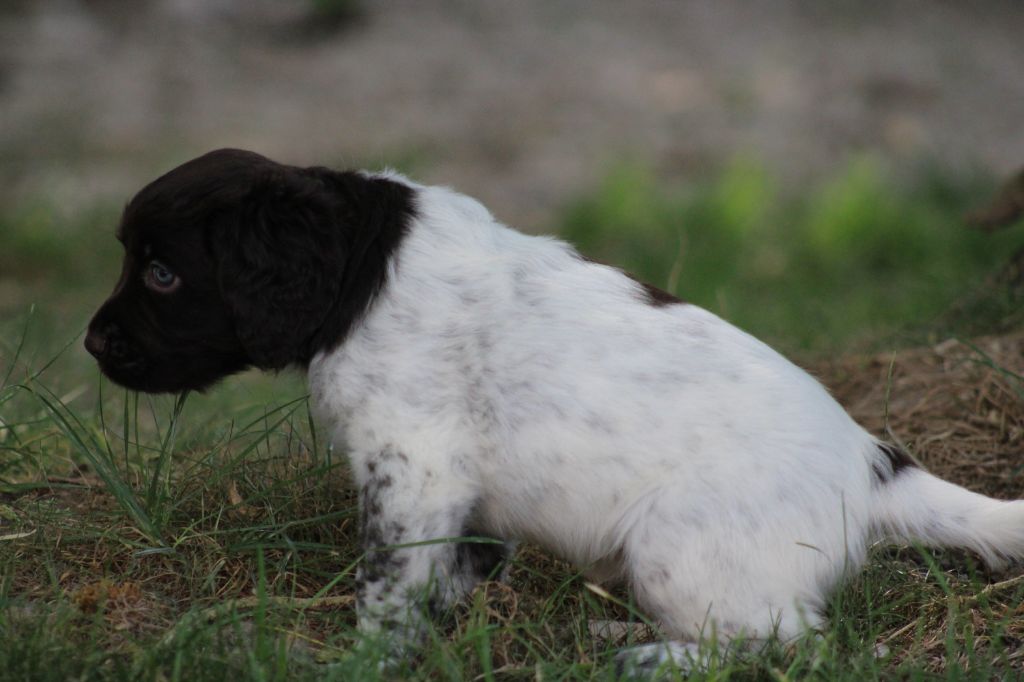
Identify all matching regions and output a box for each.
[213,167,344,369]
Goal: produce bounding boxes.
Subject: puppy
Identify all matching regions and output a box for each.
[87,149,1024,674]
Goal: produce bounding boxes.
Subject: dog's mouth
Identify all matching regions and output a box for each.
[87,333,250,395]
[95,356,204,394]
[85,324,178,393]
[93,354,155,392]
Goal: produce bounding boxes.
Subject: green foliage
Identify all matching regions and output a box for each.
[0,202,122,285]
[562,157,1024,353]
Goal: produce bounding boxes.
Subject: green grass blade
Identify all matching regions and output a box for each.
[23,382,161,543]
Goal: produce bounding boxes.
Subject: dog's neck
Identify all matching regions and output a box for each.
[295,169,417,366]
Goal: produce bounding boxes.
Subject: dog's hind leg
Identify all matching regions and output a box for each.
[612,489,834,677]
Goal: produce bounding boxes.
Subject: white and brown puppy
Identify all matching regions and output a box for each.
[87,149,1024,674]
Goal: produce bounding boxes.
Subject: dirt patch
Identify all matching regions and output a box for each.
[818,331,1024,500]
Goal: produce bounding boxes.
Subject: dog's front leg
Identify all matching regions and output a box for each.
[354,446,478,660]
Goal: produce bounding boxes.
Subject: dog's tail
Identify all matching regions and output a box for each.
[871,442,1024,570]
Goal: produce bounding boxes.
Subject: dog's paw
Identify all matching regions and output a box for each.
[613,641,704,679]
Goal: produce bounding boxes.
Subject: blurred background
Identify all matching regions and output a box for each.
[2,0,1024,359]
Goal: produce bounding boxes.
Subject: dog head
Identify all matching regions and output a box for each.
[85,148,413,393]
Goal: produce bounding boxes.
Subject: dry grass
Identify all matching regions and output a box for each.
[822,332,1024,500]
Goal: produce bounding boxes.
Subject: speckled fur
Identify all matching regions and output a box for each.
[310,174,1024,669]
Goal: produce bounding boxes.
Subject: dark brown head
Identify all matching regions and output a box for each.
[85,148,414,393]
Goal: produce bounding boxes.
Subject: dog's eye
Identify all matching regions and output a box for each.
[146,260,180,292]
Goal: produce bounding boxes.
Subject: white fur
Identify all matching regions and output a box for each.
[307,176,1024,662]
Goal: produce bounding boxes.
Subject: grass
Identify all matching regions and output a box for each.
[2,157,1024,679]
[562,157,1024,354]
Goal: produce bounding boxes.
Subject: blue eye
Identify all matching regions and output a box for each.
[147,261,180,291]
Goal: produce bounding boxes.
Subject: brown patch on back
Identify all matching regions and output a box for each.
[635,279,685,307]
[578,253,685,307]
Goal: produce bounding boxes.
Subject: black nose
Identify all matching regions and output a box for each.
[84,328,108,359]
